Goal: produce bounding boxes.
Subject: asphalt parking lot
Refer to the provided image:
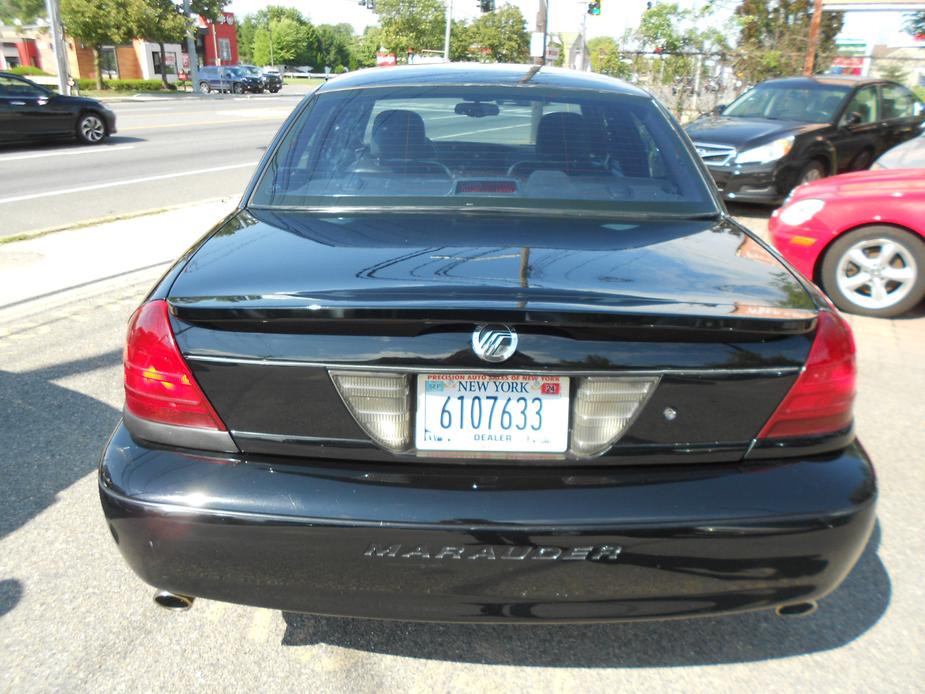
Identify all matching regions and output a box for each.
[1,199,923,692]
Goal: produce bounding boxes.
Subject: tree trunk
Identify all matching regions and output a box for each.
[159,41,169,86]
[93,46,104,90]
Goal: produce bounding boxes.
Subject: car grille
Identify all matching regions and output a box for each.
[693,142,736,166]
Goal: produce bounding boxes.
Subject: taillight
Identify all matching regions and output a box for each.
[757,310,855,440]
[124,300,227,431]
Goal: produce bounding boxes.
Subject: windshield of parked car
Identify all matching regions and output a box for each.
[723,83,851,123]
[242,66,262,76]
[251,85,717,216]
[227,67,246,77]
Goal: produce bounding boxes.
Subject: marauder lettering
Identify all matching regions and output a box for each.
[363,543,622,561]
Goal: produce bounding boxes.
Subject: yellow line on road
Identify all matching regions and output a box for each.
[120,116,284,132]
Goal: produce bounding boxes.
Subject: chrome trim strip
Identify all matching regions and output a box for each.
[99,481,864,533]
[184,354,801,377]
[123,408,240,454]
[231,430,372,447]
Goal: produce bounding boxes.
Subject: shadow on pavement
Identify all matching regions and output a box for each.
[0,351,121,542]
[0,137,146,154]
[281,523,889,667]
[0,578,23,618]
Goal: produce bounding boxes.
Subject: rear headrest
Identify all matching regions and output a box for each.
[536,112,593,161]
[371,109,432,159]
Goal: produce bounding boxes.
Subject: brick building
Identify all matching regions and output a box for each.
[0,12,238,82]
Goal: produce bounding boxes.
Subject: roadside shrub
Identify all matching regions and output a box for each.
[8,65,50,76]
[333,65,347,74]
[108,79,166,91]
[76,78,98,91]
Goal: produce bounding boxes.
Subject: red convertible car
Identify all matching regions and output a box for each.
[770,168,925,317]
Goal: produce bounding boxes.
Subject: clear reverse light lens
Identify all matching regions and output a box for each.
[330,371,411,452]
[779,198,825,226]
[735,136,794,165]
[570,377,659,457]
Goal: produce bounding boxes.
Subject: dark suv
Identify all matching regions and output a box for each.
[197,65,264,94]
[686,76,924,204]
[240,65,281,93]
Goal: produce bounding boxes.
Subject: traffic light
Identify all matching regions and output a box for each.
[479,0,495,12]
[587,2,601,16]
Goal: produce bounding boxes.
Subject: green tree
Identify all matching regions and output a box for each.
[735,0,844,82]
[466,3,528,63]
[237,15,257,64]
[0,0,45,24]
[349,25,383,69]
[315,24,351,71]
[60,0,137,89]
[254,17,316,67]
[905,12,925,38]
[374,0,445,60]
[587,36,629,78]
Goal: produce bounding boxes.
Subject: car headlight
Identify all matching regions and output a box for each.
[735,136,795,165]
[778,198,825,226]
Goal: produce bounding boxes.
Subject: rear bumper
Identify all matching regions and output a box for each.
[100,423,876,623]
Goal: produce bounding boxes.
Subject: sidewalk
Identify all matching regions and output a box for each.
[0,200,235,315]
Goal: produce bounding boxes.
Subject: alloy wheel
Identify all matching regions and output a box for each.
[835,237,918,310]
[80,115,105,143]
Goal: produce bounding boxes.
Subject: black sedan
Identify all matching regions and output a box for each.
[100,64,874,622]
[0,72,116,144]
[686,76,924,204]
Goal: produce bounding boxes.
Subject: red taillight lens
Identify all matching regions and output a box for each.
[124,300,227,431]
[758,310,856,440]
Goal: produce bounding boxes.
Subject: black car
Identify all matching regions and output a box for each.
[0,72,116,144]
[686,76,924,204]
[197,65,264,94]
[240,65,282,93]
[100,64,875,623]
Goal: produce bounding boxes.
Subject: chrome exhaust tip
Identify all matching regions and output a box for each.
[153,590,195,611]
[775,601,818,618]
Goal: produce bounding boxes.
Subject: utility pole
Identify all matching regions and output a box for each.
[182,0,200,93]
[443,0,453,62]
[536,0,548,65]
[803,0,824,76]
[44,0,70,95]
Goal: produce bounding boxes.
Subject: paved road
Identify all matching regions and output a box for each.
[0,93,308,237]
[0,206,923,692]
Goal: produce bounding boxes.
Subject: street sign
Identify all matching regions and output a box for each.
[530,32,545,58]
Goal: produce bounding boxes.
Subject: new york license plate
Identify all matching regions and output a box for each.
[415,374,569,453]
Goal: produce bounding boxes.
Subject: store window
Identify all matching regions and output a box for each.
[219,38,232,63]
[100,46,118,79]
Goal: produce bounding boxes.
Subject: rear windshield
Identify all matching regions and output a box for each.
[251,85,716,216]
[723,83,850,123]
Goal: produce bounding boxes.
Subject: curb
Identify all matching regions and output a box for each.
[0,197,233,245]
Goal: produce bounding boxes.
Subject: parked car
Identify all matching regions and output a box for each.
[238,64,281,93]
[770,167,925,317]
[0,71,116,145]
[197,65,264,94]
[686,76,924,204]
[872,131,925,169]
[100,64,874,623]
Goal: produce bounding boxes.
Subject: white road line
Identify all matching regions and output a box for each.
[0,144,135,163]
[0,161,258,205]
[432,123,531,140]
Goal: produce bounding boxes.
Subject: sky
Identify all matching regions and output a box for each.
[225,0,922,50]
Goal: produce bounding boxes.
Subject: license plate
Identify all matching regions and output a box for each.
[415,374,569,453]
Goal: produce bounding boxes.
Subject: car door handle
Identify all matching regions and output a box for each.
[10,101,26,106]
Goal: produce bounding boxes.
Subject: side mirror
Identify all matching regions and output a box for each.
[844,112,862,127]
[711,104,726,116]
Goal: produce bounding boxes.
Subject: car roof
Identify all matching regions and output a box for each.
[758,75,884,88]
[317,63,650,97]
